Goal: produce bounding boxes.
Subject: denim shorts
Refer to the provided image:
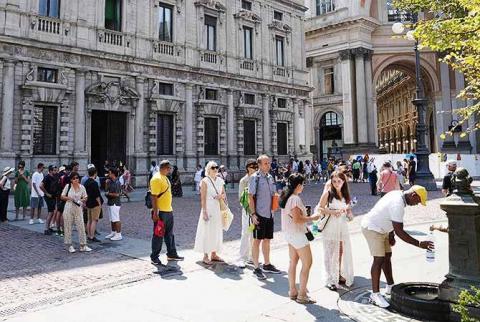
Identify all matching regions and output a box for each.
[30,197,44,209]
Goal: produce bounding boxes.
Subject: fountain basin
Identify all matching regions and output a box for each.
[391,283,450,321]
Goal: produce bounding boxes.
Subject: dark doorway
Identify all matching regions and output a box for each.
[91,110,127,171]
[319,112,342,161]
[277,122,288,155]
[204,117,218,155]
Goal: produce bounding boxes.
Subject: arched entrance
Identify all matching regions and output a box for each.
[318,111,342,161]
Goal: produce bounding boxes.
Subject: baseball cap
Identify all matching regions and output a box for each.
[446,160,457,167]
[411,185,427,206]
[87,163,96,170]
[159,160,171,168]
[59,166,66,172]
[48,165,56,171]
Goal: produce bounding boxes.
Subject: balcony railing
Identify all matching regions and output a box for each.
[240,60,255,71]
[201,51,218,64]
[153,41,174,56]
[35,16,61,34]
[274,66,286,77]
[98,29,129,47]
[387,10,412,22]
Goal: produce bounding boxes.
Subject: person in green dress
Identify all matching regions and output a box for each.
[14,160,30,220]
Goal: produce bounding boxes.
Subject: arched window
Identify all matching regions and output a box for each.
[321,111,342,127]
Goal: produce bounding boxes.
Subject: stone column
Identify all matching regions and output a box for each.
[293,99,301,155]
[364,51,375,144]
[184,84,194,156]
[304,99,312,155]
[262,94,271,154]
[1,60,15,153]
[227,90,235,155]
[439,62,455,151]
[340,49,356,145]
[74,69,87,155]
[354,48,368,144]
[455,71,472,152]
[134,77,145,153]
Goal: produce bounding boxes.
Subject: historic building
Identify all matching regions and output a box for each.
[0,0,311,185]
[304,0,478,161]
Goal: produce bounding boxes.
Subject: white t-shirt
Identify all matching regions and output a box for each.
[361,190,405,234]
[31,171,45,198]
[304,164,312,175]
[194,170,203,183]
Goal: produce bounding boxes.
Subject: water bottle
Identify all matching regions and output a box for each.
[426,231,435,262]
[312,222,319,236]
[351,196,358,207]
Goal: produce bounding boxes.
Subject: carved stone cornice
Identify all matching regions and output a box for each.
[194,0,226,12]
[85,81,139,105]
[339,49,352,61]
[233,10,262,24]
[268,20,292,34]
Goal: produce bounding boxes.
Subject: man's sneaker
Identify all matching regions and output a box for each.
[167,255,184,261]
[254,268,267,280]
[36,219,44,224]
[370,293,390,308]
[29,219,34,225]
[44,229,52,235]
[151,258,165,266]
[263,264,281,274]
[88,237,101,243]
[80,245,92,252]
[110,233,123,241]
[68,246,76,253]
[105,232,116,239]
[384,284,394,296]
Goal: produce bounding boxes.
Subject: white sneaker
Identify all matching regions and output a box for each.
[110,233,123,241]
[29,219,34,225]
[384,284,394,296]
[370,293,390,308]
[80,245,92,252]
[68,246,76,253]
[105,232,116,239]
[37,218,44,224]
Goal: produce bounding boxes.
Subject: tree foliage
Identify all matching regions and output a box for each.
[394,0,480,138]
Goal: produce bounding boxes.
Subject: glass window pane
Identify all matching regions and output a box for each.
[39,0,48,16]
[50,0,60,18]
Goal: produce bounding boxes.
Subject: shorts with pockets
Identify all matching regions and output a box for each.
[108,205,121,222]
[30,197,44,209]
[87,205,102,221]
[44,196,56,212]
[362,227,391,257]
[253,215,274,240]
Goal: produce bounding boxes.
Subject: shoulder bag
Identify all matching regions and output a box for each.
[207,177,234,231]
[58,184,72,212]
[313,192,332,232]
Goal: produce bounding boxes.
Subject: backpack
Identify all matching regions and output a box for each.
[239,187,250,212]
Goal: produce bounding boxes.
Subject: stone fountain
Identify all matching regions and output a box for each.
[390,168,480,321]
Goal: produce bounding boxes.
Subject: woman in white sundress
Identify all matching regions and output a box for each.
[194,161,226,265]
[316,170,354,290]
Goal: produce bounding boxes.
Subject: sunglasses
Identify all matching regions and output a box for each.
[71,177,79,181]
[211,166,219,170]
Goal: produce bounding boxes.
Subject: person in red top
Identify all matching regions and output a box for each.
[377,162,401,197]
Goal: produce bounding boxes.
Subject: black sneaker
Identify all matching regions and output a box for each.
[151,258,165,266]
[44,229,52,236]
[263,264,281,274]
[254,268,267,280]
[167,255,184,261]
[88,237,101,243]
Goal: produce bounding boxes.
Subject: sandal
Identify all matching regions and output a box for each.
[327,284,338,291]
[296,295,316,304]
[202,260,213,265]
[288,291,298,300]
[211,257,225,263]
[339,277,347,285]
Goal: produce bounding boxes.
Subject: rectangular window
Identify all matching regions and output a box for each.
[33,106,57,155]
[244,93,255,105]
[39,0,60,18]
[277,98,286,108]
[324,67,334,94]
[205,88,218,101]
[275,36,284,66]
[157,114,174,155]
[316,0,335,16]
[277,123,288,155]
[243,120,256,155]
[159,3,173,42]
[37,67,58,83]
[205,15,217,51]
[204,117,218,155]
[274,11,283,21]
[243,26,253,59]
[241,0,252,10]
[105,0,122,31]
[158,82,174,96]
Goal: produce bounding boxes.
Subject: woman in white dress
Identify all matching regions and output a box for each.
[194,161,226,265]
[317,171,354,290]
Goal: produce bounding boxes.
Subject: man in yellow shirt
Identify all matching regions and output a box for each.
[150,160,184,265]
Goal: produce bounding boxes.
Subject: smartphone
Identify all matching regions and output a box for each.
[306,205,312,216]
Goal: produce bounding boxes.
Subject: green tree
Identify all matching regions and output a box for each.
[453,287,480,322]
[394,0,480,139]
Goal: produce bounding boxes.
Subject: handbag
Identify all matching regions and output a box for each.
[305,228,314,241]
[313,192,332,232]
[154,216,165,237]
[207,177,234,231]
[58,184,72,212]
[271,194,279,212]
[145,186,169,209]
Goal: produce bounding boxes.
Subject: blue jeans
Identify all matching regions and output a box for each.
[369,173,378,195]
[150,211,178,259]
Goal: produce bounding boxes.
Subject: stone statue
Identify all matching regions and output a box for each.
[452,167,473,195]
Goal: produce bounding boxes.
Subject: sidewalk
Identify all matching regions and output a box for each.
[4,218,449,322]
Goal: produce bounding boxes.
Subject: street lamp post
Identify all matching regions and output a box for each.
[392,13,437,190]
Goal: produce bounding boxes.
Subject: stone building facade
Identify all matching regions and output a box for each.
[304,0,478,161]
[0,0,311,185]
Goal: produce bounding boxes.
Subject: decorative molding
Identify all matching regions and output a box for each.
[25,64,35,83]
[194,0,226,12]
[234,10,262,24]
[268,20,292,34]
[339,49,352,61]
[85,81,139,105]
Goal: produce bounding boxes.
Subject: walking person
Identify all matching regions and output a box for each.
[407,156,416,186]
[352,160,361,182]
[281,173,321,304]
[237,159,257,268]
[361,185,433,308]
[248,155,281,280]
[30,163,45,225]
[0,167,14,223]
[395,161,405,189]
[171,166,183,197]
[150,160,184,266]
[316,171,355,290]
[84,166,102,242]
[14,161,30,221]
[367,159,378,196]
[40,165,60,235]
[194,165,203,194]
[376,162,401,197]
[60,172,91,253]
[104,168,123,241]
[442,160,457,197]
[194,161,226,264]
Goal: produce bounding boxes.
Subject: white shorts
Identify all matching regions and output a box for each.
[108,205,121,222]
[285,232,309,250]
